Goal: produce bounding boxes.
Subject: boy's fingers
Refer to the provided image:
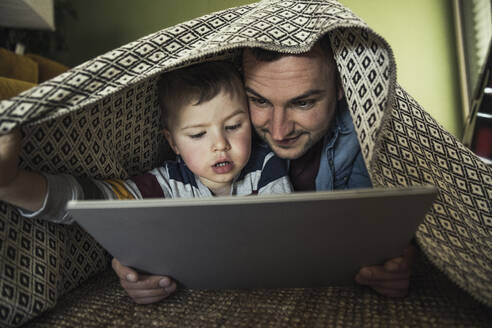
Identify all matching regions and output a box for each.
[0,128,21,186]
[112,258,138,282]
[132,295,169,305]
[124,281,177,298]
[120,275,172,290]
[122,280,177,305]
[0,128,21,154]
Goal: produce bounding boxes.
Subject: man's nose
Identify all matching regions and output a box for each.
[212,132,231,151]
[270,108,293,140]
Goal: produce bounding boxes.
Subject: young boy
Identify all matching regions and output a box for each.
[0,61,292,302]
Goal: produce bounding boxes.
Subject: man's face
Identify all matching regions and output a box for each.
[164,91,251,195]
[243,47,343,160]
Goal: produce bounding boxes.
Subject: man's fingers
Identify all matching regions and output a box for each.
[355,269,410,297]
[112,258,138,282]
[356,265,410,283]
[385,245,417,272]
[357,276,410,290]
[384,256,407,272]
[355,244,416,297]
[403,244,417,263]
[371,285,409,298]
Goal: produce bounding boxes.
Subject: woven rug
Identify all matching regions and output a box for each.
[24,250,492,328]
[0,0,491,327]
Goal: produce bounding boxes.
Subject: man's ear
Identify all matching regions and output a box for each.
[336,76,344,101]
[163,129,179,155]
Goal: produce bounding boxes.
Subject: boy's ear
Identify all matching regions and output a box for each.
[163,129,180,155]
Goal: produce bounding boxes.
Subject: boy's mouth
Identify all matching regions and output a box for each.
[214,161,231,167]
[212,161,233,174]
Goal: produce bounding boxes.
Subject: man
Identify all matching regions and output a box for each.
[113,37,415,303]
[242,38,415,298]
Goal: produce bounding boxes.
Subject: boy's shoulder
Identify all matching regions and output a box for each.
[246,142,273,169]
[153,157,198,188]
[241,141,287,176]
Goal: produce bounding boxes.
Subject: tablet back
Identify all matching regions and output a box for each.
[67,186,436,289]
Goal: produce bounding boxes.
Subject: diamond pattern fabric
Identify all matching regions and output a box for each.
[0,1,490,326]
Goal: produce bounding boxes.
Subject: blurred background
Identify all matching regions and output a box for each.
[1,0,491,160]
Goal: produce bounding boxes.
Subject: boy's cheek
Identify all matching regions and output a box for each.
[176,143,205,165]
[234,133,252,161]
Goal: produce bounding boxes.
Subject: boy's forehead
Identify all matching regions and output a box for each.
[174,91,248,126]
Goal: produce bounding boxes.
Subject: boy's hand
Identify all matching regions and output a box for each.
[355,244,416,297]
[0,129,21,187]
[112,258,177,304]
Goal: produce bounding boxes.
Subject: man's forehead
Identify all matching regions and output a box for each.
[242,49,334,97]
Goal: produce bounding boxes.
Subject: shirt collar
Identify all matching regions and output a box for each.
[325,98,352,148]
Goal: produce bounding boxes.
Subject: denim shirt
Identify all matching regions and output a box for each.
[315,101,373,190]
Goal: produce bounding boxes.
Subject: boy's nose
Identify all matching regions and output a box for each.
[212,133,231,151]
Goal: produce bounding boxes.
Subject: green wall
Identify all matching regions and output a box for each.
[340,0,463,137]
[56,0,462,137]
[56,0,256,66]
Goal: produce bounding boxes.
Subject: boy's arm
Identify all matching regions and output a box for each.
[0,129,47,212]
[1,132,177,303]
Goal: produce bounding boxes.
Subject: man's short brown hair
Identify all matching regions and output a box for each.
[157,61,245,129]
[245,35,333,62]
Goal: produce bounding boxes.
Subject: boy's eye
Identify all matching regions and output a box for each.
[189,132,205,139]
[226,123,241,131]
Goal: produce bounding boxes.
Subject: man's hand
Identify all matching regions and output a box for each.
[355,244,416,297]
[0,129,21,187]
[112,258,177,304]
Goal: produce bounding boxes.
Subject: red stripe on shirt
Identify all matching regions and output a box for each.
[130,172,165,198]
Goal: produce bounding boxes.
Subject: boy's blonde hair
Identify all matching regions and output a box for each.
[157,61,245,129]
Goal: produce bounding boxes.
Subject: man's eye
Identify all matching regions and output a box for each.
[293,99,315,109]
[249,97,269,107]
[226,123,241,131]
[189,132,205,139]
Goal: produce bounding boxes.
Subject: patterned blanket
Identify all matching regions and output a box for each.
[0,0,490,326]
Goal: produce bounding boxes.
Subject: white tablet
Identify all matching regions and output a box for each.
[67,186,436,289]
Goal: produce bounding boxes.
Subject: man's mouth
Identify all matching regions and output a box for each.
[273,134,302,147]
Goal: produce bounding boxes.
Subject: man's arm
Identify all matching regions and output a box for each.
[355,244,416,297]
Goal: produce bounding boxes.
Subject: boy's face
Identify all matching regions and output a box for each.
[164,91,251,195]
